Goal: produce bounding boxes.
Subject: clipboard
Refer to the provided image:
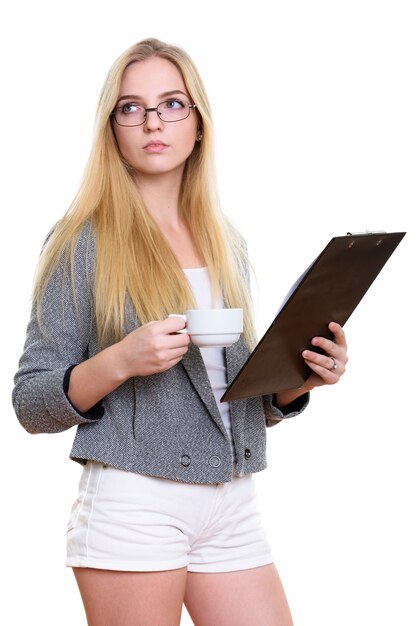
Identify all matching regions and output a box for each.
[221,231,406,402]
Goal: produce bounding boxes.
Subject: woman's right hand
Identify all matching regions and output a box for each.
[67,317,190,414]
[117,316,190,379]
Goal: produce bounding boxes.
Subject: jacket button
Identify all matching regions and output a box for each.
[244,448,252,459]
[208,455,221,468]
[181,454,191,467]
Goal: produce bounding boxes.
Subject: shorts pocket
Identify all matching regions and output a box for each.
[66,461,102,531]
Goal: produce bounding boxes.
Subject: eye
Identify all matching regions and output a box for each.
[120,102,143,115]
[162,98,186,110]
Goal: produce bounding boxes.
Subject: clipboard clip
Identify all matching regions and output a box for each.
[346,230,387,236]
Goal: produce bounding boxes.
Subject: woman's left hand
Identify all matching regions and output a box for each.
[302,321,348,390]
[274,321,348,408]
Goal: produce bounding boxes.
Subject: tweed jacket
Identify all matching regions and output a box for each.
[12,224,309,484]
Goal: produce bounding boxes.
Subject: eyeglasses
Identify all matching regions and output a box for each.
[112,98,197,127]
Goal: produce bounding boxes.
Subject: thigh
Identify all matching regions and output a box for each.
[73,566,188,626]
[67,463,192,572]
[184,564,294,626]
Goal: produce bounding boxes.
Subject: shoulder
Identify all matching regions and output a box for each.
[44,217,97,266]
[37,218,97,299]
[73,219,97,268]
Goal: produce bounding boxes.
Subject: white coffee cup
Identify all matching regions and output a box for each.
[168,308,243,348]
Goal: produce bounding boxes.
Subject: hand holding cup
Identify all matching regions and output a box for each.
[168,308,243,348]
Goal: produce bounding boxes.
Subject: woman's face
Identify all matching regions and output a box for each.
[112,57,199,179]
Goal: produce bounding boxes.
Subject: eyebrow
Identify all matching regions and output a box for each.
[116,90,190,105]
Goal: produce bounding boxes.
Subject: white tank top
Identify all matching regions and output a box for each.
[183,267,233,444]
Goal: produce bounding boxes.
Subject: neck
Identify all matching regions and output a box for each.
[134,167,204,268]
[135,168,184,226]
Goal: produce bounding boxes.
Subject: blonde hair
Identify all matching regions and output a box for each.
[34,38,256,349]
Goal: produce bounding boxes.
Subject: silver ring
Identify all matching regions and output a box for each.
[330,357,338,370]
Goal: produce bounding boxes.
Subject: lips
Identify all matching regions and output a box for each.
[143,140,169,153]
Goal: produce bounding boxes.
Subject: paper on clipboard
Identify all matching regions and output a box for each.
[221,231,406,402]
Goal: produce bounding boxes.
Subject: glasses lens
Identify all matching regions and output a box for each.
[158,99,191,122]
[115,103,146,126]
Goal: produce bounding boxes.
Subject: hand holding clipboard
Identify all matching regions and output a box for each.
[221,231,406,402]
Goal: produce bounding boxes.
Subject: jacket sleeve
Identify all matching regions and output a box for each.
[12,224,103,434]
[263,392,310,427]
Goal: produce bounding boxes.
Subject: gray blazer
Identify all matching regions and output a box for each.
[12,224,308,484]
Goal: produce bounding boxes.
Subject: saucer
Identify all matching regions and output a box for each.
[190,333,241,348]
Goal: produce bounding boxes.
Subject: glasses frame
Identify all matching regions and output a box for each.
[112,99,197,127]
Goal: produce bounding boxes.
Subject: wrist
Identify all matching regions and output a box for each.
[275,384,311,408]
[105,340,133,384]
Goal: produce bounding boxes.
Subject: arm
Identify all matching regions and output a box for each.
[67,317,190,413]
[12,226,99,433]
[12,227,190,429]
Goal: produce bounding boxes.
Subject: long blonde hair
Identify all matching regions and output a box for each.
[34,38,256,349]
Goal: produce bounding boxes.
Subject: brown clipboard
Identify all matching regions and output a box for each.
[221,231,406,402]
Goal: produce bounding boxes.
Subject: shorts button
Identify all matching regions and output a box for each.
[244,448,252,459]
[181,454,191,467]
[208,455,221,468]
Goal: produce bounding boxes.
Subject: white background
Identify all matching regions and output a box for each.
[1,1,417,624]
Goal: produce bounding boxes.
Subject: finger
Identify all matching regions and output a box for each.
[303,349,345,374]
[168,346,190,361]
[303,349,335,370]
[167,332,190,348]
[303,355,341,383]
[150,332,190,354]
[309,335,338,357]
[161,316,188,333]
[143,317,187,336]
[157,348,190,372]
[310,334,347,363]
[328,321,347,348]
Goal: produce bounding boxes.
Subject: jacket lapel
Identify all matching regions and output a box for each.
[181,337,249,438]
[225,337,247,430]
[181,344,226,434]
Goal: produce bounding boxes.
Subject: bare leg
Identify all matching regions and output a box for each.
[184,564,294,626]
[73,567,188,626]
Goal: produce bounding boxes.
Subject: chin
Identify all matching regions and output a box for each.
[134,160,186,178]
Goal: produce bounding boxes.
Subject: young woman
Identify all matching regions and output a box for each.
[13,38,348,626]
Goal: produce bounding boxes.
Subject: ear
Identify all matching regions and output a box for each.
[196,130,203,141]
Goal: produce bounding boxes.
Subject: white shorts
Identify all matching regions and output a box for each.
[66,461,273,573]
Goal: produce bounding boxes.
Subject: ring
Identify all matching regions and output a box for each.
[330,357,338,370]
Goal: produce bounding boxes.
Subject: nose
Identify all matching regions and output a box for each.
[143,108,163,132]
